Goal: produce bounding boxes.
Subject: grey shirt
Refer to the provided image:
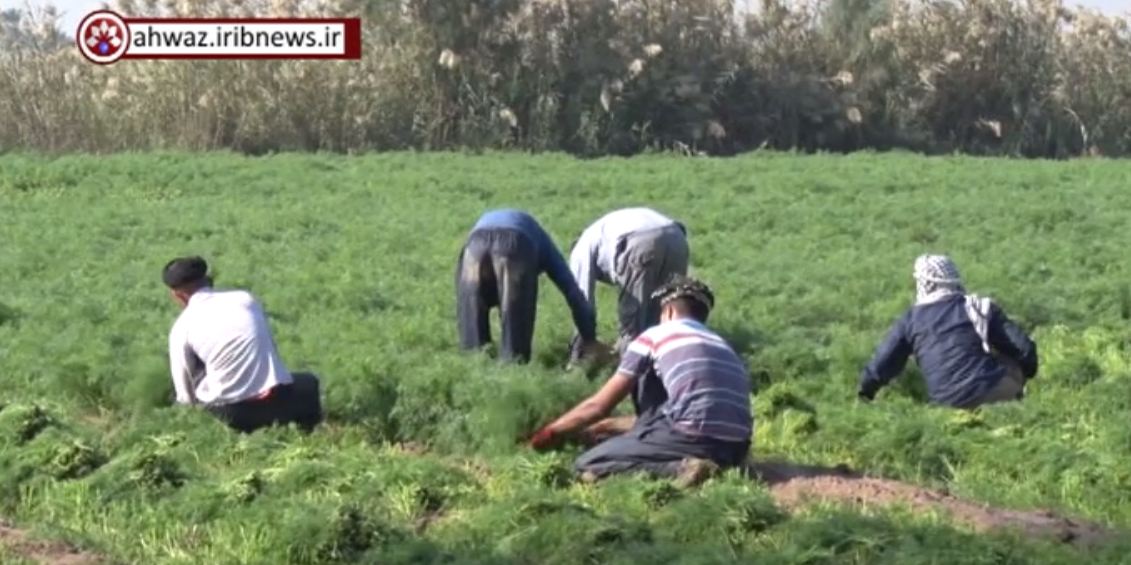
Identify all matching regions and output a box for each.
[568,207,680,311]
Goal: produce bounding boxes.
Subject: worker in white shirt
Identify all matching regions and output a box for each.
[163,256,322,433]
[568,207,689,361]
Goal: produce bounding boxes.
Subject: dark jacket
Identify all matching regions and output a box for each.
[859,295,1038,408]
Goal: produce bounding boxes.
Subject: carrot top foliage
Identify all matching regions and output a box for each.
[0,151,1130,562]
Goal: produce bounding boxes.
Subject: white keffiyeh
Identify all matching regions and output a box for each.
[964,294,992,353]
[914,254,993,353]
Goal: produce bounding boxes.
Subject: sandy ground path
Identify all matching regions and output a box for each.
[746,460,1114,548]
[0,521,102,565]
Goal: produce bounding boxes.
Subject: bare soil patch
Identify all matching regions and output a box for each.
[537,420,1118,548]
[745,460,1114,548]
[0,521,102,565]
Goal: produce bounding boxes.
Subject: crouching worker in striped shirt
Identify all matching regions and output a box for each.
[163,257,323,433]
[858,254,1039,409]
[529,277,752,487]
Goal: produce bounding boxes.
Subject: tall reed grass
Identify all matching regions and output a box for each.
[1,0,1128,157]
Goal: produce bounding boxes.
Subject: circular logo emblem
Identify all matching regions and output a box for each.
[76,11,129,65]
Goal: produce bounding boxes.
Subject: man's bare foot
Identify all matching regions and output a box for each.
[673,457,720,489]
[588,416,636,435]
[578,416,636,446]
[569,340,615,369]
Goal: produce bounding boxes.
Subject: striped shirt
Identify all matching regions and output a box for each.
[617,319,753,442]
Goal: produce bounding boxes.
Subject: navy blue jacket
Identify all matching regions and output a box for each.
[471,209,596,341]
[859,295,1038,408]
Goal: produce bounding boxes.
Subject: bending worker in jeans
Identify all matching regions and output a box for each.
[858,254,1039,409]
[163,256,323,433]
[530,277,752,488]
[567,207,689,361]
[457,209,607,363]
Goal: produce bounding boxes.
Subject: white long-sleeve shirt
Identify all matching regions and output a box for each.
[168,288,292,406]
[568,207,680,308]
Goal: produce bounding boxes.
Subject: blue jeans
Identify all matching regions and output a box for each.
[456,228,540,363]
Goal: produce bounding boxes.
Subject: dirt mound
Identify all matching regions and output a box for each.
[745,460,1114,549]
[0,521,101,565]
[311,441,1125,549]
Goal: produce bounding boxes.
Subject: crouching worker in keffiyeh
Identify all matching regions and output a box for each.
[858,254,1039,409]
[163,257,323,433]
[528,277,752,488]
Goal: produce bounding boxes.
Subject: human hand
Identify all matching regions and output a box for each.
[529,425,563,452]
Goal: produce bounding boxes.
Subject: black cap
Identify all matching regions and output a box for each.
[162,256,210,289]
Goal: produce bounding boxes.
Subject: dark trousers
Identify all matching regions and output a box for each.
[207,372,323,434]
[573,370,749,479]
[612,225,690,352]
[456,227,540,363]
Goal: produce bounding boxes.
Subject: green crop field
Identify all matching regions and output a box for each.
[1,151,1131,564]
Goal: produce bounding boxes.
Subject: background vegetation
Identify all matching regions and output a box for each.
[2,0,1130,157]
[0,151,1130,562]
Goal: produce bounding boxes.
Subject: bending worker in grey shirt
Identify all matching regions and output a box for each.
[164,256,323,433]
[568,207,689,360]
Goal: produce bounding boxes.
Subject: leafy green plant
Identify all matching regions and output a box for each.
[127,451,186,491]
[641,482,683,510]
[223,471,265,504]
[0,404,52,445]
[315,504,401,562]
[45,439,106,480]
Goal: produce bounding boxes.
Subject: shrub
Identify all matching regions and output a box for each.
[44,439,106,480]
[2,0,1130,157]
[127,451,187,491]
[0,404,52,445]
